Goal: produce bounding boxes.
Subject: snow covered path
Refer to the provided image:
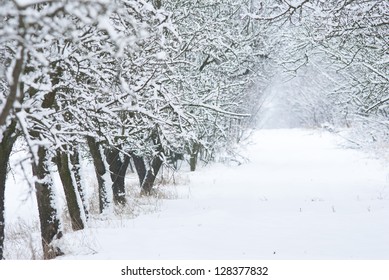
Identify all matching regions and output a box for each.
[62,129,389,259]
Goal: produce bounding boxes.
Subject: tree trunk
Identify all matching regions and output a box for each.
[140,155,163,195]
[69,149,89,220]
[140,128,165,195]
[86,136,113,214]
[189,143,200,172]
[33,146,63,259]
[105,148,130,205]
[130,152,147,187]
[56,149,85,231]
[0,119,18,260]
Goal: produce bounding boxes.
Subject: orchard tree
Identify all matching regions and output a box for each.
[0,0,163,259]
[249,0,388,137]
[157,0,271,171]
[313,0,389,131]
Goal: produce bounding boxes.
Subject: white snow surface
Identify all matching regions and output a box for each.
[5,129,389,259]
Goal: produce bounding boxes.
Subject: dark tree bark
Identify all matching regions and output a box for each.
[189,143,200,172]
[25,62,65,259]
[0,16,25,127]
[166,151,183,170]
[69,149,89,220]
[56,149,85,231]
[105,148,130,205]
[140,155,163,195]
[86,136,111,213]
[140,129,165,195]
[153,0,162,9]
[0,119,18,260]
[33,146,63,259]
[130,152,147,187]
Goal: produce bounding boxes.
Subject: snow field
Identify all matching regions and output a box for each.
[4,128,389,259]
[65,129,389,259]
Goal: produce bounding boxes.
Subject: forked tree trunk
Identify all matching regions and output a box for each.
[130,152,147,187]
[33,146,63,259]
[56,149,85,231]
[140,129,164,195]
[140,155,163,195]
[0,119,18,260]
[105,148,130,205]
[86,137,113,214]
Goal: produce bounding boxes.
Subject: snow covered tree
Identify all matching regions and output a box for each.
[311,0,389,135]
[154,0,270,171]
[0,119,19,260]
[0,0,157,258]
[82,0,270,195]
[249,0,388,137]
[0,0,23,259]
[0,0,89,259]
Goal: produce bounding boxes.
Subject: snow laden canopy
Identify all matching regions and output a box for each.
[248,0,389,133]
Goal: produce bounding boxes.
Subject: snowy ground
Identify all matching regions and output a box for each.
[4,129,389,259]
